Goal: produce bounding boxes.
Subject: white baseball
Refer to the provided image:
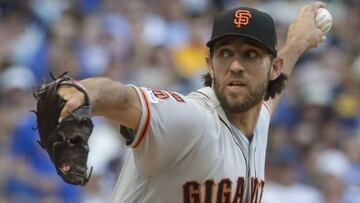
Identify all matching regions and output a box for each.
[315,8,332,33]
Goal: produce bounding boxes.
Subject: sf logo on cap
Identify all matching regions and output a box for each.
[234,9,252,28]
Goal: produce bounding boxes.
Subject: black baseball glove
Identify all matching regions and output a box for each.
[33,73,93,185]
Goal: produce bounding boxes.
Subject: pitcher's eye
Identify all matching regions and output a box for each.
[219,49,233,58]
[243,50,259,59]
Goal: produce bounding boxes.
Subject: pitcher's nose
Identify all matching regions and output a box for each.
[229,58,245,73]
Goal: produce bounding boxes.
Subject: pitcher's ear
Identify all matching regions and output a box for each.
[270,57,284,81]
[206,56,214,74]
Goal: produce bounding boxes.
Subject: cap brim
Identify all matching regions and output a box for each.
[206,33,277,56]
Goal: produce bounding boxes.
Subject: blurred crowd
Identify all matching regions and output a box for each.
[0,0,359,202]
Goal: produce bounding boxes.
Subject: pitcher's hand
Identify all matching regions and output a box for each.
[286,2,326,52]
[58,85,86,122]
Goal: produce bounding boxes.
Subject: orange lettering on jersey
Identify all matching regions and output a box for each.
[152,90,185,102]
[152,90,169,99]
[232,177,245,203]
[233,10,252,28]
[249,177,265,203]
[170,92,185,102]
[183,181,201,203]
[216,178,232,203]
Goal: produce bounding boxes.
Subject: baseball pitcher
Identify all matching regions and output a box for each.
[55,2,326,203]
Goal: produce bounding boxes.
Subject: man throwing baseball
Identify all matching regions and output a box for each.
[57,2,326,203]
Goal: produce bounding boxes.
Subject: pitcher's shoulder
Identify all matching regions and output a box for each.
[187,87,219,111]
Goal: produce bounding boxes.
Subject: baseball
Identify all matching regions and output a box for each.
[315,8,332,33]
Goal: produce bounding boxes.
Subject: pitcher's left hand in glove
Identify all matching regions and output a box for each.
[33,73,93,186]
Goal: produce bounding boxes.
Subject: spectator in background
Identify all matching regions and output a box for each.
[263,148,324,203]
[84,118,128,202]
[129,45,179,90]
[77,14,110,77]
[0,66,37,202]
[142,0,189,49]
[172,14,209,91]
[5,112,83,203]
[342,136,360,203]
[0,66,83,203]
[316,149,352,203]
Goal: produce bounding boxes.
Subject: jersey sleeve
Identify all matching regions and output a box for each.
[121,86,214,176]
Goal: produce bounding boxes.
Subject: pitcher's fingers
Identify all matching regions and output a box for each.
[59,98,83,122]
[310,30,325,49]
[57,86,77,100]
[301,1,326,16]
[311,1,326,9]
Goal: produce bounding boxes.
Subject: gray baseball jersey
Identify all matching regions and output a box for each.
[111,86,271,203]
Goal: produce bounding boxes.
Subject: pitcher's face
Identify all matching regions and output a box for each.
[207,37,273,113]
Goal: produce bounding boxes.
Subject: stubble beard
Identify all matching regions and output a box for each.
[213,77,268,113]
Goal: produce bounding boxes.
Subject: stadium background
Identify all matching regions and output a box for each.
[0,0,359,202]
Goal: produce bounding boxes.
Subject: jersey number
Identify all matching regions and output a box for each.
[152,90,184,102]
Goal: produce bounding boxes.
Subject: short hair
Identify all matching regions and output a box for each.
[203,46,288,101]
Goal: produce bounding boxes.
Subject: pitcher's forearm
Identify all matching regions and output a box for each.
[266,2,325,114]
[79,78,123,115]
[266,41,306,113]
[79,78,141,129]
[278,40,306,77]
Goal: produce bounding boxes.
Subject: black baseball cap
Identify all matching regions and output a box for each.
[207,7,277,57]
